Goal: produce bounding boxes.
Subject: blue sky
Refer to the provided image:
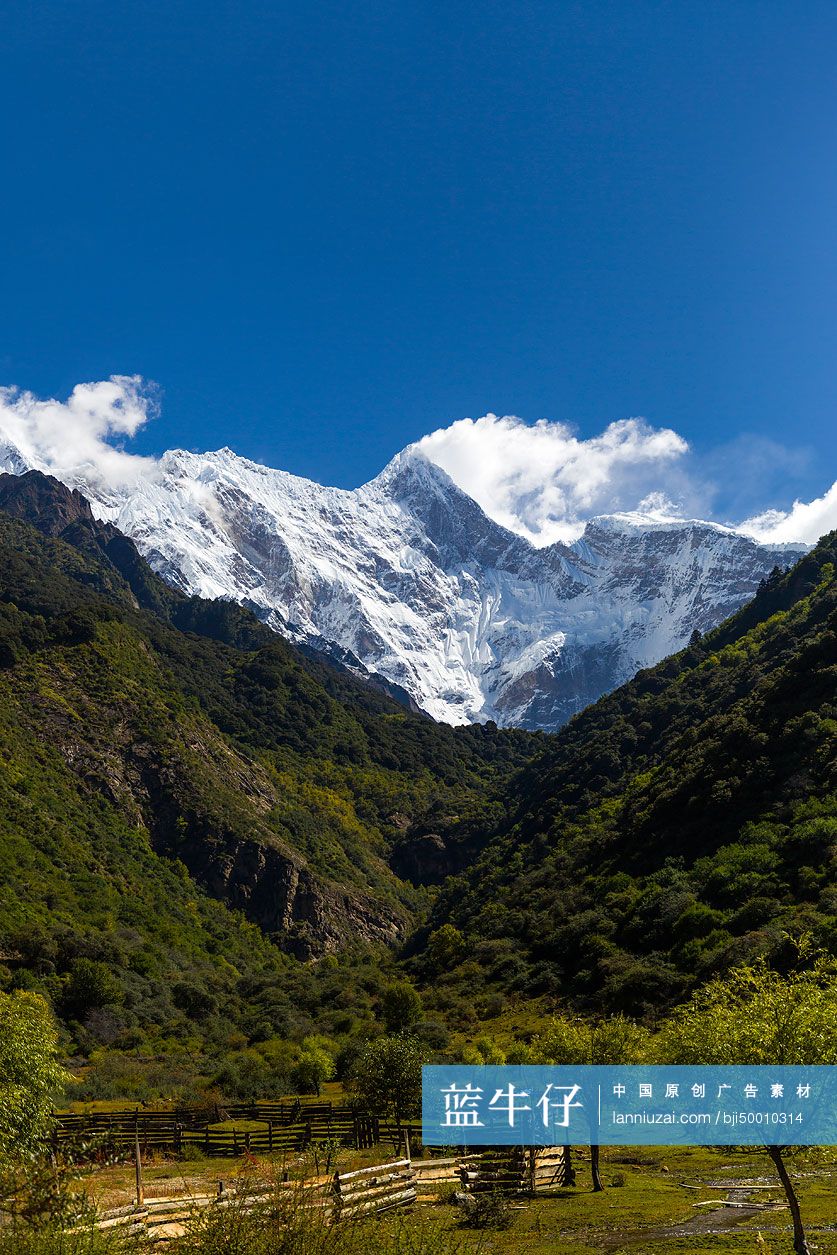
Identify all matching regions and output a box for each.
[1,1,836,529]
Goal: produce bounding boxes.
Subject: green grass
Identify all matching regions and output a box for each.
[67,1142,837,1254]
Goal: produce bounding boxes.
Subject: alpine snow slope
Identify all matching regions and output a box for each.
[0,438,805,729]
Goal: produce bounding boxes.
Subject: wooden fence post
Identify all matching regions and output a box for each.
[134,1128,144,1206]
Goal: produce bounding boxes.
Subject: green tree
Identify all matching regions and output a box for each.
[349,1036,424,1122]
[379,981,423,1034]
[461,1035,506,1065]
[660,955,837,1255]
[427,924,468,971]
[533,1014,649,1190]
[213,1050,281,1100]
[293,1044,335,1097]
[62,959,123,1019]
[0,991,65,1159]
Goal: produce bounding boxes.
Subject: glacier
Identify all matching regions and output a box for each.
[0,438,805,730]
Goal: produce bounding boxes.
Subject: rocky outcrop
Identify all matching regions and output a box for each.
[127,737,408,959]
[390,832,452,885]
[173,829,404,958]
[0,469,97,535]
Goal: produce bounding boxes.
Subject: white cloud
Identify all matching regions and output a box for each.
[0,375,159,493]
[1,382,834,547]
[739,480,837,545]
[417,413,837,546]
[416,413,691,544]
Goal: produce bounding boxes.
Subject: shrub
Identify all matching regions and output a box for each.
[61,960,123,1020]
[460,1189,514,1230]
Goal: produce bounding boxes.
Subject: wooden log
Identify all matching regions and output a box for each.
[336,1158,411,1183]
[337,1184,417,1210]
[337,1174,416,1204]
[337,1167,415,1190]
[97,1204,148,1221]
[143,1194,219,1207]
[337,1188,417,1218]
[93,1211,149,1231]
[413,1163,462,1181]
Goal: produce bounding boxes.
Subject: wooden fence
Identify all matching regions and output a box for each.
[82,1159,420,1242]
[53,1106,570,1192]
[72,1147,572,1245]
[83,1182,307,1243]
[332,1158,417,1219]
[53,1104,420,1158]
[459,1145,571,1194]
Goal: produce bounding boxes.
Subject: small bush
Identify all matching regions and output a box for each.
[460,1189,514,1230]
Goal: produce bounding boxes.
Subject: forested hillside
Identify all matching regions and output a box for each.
[2,469,834,1093]
[418,533,837,1015]
[0,472,535,1068]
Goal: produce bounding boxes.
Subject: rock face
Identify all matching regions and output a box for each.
[391,832,452,885]
[0,444,806,730]
[159,821,404,960]
[0,469,97,535]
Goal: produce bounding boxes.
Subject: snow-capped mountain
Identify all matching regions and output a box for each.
[0,439,805,729]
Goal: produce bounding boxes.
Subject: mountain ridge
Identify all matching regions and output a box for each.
[0,437,807,730]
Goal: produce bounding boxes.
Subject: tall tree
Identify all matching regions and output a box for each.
[0,991,65,1160]
[379,981,424,1035]
[659,954,837,1255]
[349,1036,424,1123]
[533,1014,649,1190]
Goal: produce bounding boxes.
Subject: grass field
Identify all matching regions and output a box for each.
[73,1141,836,1253]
